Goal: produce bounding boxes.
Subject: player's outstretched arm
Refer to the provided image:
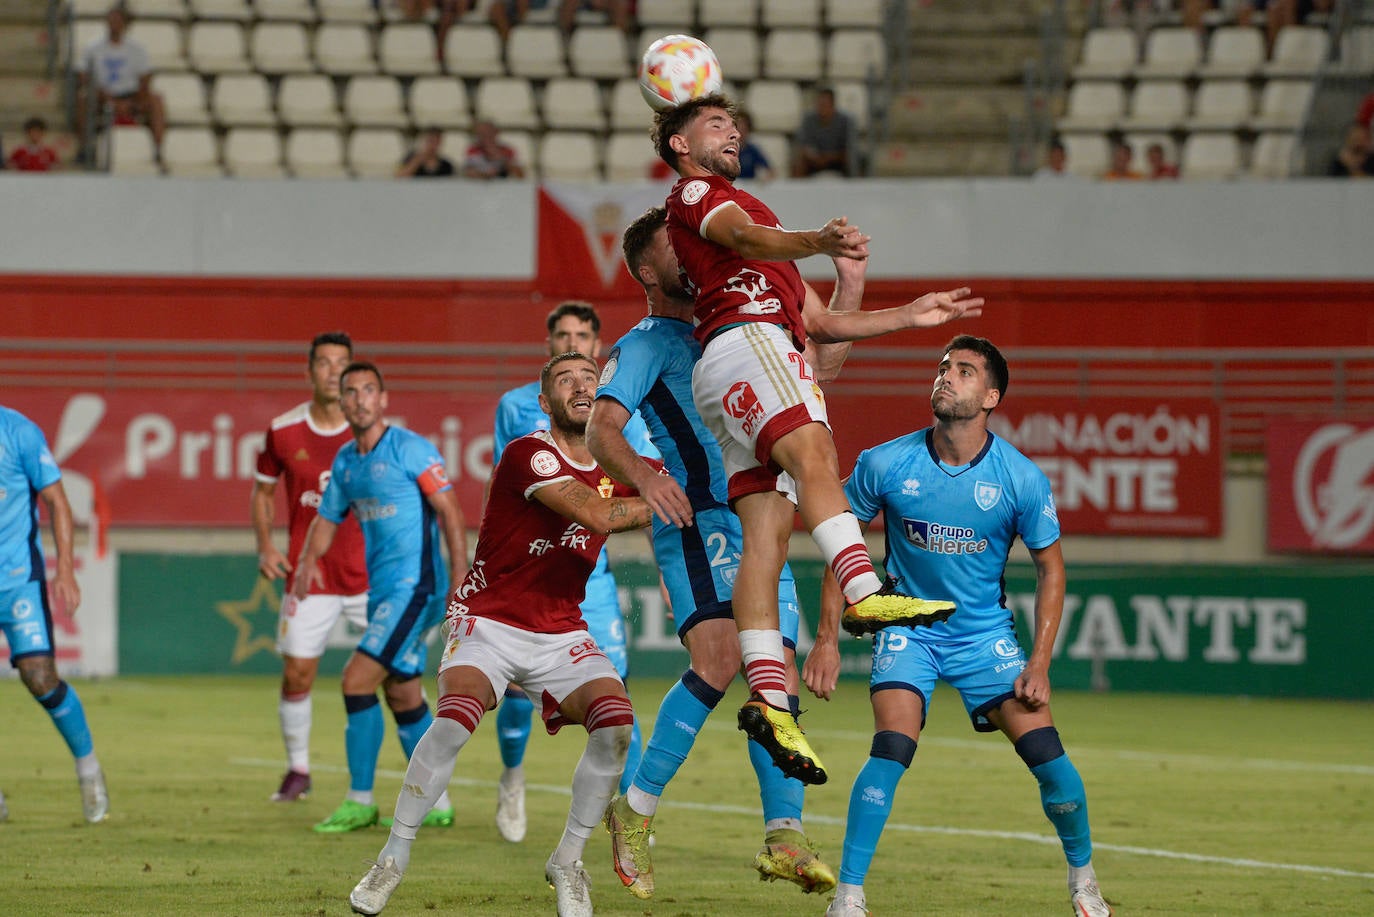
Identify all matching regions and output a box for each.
[587,398,692,529]
[533,477,654,535]
[39,481,81,615]
[291,514,338,599]
[703,204,870,262]
[250,479,291,580]
[1013,539,1067,709]
[806,286,984,345]
[802,567,846,701]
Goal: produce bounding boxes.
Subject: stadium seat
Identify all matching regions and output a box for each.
[539,131,601,182]
[833,80,870,132]
[284,127,347,177]
[1336,25,1374,75]
[378,23,440,76]
[605,130,657,181]
[443,25,504,77]
[314,23,377,75]
[826,29,885,82]
[698,0,756,28]
[541,77,605,131]
[153,72,211,125]
[107,125,161,175]
[824,0,883,29]
[1198,25,1264,79]
[609,77,653,131]
[496,130,536,177]
[315,0,378,25]
[1072,27,1138,81]
[1120,80,1189,132]
[1133,26,1202,80]
[702,28,759,82]
[223,127,286,177]
[743,80,802,134]
[126,20,188,71]
[254,0,317,23]
[1263,26,1330,78]
[1185,79,1252,131]
[343,75,410,128]
[507,25,567,79]
[250,22,314,75]
[278,74,343,127]
[211,72,276,127]
[1060,132,1110,177]
[749,130,788,177]
[1248,79,1314,132]
[188,0,252,21]
[161,126,223,176]
[1055,80,1125,133]
[440,129,470,164]
[473,77,539,130]
[763,0,818,29]
[1248,131,1301,179]
[408,76,471,129]
[187,21,252,73]
[126,0,188,20]
[763,29,823,81]
[636,0,694,30]
[569,26,631,80]
[347,128,406,178]
[1179,132,1240,179]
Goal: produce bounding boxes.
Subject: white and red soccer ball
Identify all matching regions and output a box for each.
[638,34,724,111]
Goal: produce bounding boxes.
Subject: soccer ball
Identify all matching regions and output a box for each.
[638,34,723,112]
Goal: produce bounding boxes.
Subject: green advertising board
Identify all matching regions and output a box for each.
[118,553,1373,699]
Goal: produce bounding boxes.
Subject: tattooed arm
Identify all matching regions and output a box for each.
[532,477,655,534]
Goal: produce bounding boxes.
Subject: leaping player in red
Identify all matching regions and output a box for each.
[349,352,666,917]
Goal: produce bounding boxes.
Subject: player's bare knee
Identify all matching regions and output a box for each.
[17,657,59,698]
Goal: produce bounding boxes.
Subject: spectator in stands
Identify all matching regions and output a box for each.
[1329,122,1374,178]
[1145,142,1179,179]
[735,109,774,181]
[1355,85,1373,131]
[559,0,630,34]
[463,120,526,179]
[76,6,166,158]
[397,128,456,179]
[1033,138,1071,178]
[7,117,60,172]
[1101,140,1144,180]
[792,86,858,178]
[1181,1,1332,50]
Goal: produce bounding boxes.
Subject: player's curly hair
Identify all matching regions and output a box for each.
[651,93,737,173]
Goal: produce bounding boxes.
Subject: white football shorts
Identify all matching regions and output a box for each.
[277,592,368,659]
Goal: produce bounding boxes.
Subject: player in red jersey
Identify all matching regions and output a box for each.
[651,94,984,786]
[349,352,662,917]
[252,331,369,803]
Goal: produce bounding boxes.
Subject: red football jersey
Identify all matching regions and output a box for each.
[7,145,58,172]
[254,403,368,595]
[665,174,808,349]
[449,431,640,635]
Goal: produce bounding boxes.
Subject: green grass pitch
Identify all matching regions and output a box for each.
[2,675,1371,915]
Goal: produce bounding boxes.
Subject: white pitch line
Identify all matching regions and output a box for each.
[230,757,1374,881]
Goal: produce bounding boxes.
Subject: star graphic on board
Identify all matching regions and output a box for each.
[216,577,281,664]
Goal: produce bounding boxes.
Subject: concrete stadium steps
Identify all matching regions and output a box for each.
[885,86,1025,140]
[0,0,61,137]
[871,139,1012,177]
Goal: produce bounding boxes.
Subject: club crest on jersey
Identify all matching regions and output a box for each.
[597,475,615,498]
[530,450,561,476]
[599,351,619,387]
[974,481,1002,511]
[294,448,310,461]
[680,179,709,205]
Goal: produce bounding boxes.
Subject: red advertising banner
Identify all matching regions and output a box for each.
[3,389,499,527]
[985,397,1224,537]
[1266,417,1374,554]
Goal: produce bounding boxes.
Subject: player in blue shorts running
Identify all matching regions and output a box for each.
[589,207,877,899]
[489,301,657,843]
[804,336,1112,917]
[294,361,469,834]
[0,405,108,823]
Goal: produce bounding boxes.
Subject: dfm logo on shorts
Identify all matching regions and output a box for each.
[568,637,605,663]
[723,381,765,438]
[1292,423,1374,548]
[901,518,989,556]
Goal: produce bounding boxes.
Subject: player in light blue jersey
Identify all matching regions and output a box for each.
[0,406,108,823]
[589,207,875,900]
[805,336,1112,917]
[489,301,657,843]
[294,362,469,835]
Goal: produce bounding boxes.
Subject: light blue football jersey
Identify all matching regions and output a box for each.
[492,376,658,627]
[319,425,450,600]
[0,407,63,589]
[845,429,1060,640]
